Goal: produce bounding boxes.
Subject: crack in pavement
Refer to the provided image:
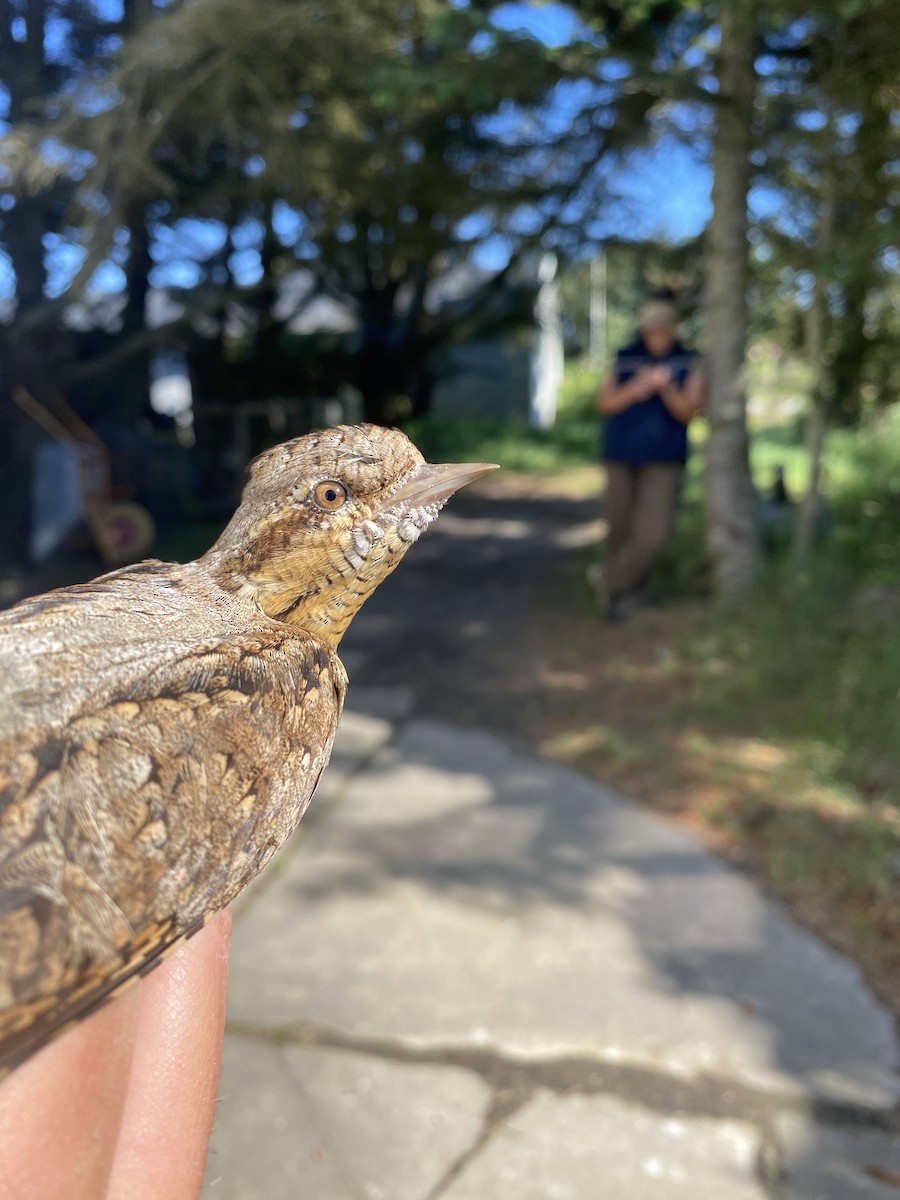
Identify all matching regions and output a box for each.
[419,1086,533,1200]
[227,1017,900,1199]
[225,1016,900,1136]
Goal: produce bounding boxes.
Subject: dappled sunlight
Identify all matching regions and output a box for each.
[540,724,639,768]
[600,651,682,686]
[551,518,606,550]
[518,560,900,1013]
[437,513,536,541]
[476,465,603,501]
[534,666,592,692]
[234,714,899,1114]
[711,738,790,772]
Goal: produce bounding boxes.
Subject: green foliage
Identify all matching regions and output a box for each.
[687,568,900,806]
[556,359,600,421]
[748,0,900,420]
[2,0,703,427]
[825,412,900,583]
[679,406,900,805]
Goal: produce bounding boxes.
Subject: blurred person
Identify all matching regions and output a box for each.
[589,295,705,621]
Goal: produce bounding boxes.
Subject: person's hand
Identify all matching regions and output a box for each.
[631,366,670,399]
[0,909,232,1200]
[647,365,673,391]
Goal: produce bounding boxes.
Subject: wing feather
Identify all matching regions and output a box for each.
[0,625,343,1075]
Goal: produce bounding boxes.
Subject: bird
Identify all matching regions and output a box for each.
[0,422,496,1077]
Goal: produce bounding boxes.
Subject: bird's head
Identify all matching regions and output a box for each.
[202,423,496,647]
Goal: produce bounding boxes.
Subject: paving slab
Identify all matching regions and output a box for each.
[777,1113,900,1199]
[228,718,900,1110]
[313,706,397,803]
[441,1091,767,1200]
[206,1042,490,1200]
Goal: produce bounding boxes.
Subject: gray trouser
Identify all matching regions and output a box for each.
[604,461,683,599]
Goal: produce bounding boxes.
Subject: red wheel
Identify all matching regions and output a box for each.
[92,502,157,565]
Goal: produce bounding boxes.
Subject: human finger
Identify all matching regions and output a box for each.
[0,985,141,1200]
[105,908,232,1200]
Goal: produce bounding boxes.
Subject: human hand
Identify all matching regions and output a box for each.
[631,366,670,399]
[647,365,673,391]
[0,909,232,1200]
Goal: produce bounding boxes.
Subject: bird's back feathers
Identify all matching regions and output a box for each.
[0,562,344,1075]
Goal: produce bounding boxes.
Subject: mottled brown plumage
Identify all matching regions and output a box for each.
[0,423,494,1076]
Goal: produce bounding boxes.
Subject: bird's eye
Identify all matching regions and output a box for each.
[313,480,349,511]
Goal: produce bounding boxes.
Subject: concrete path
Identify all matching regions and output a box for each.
[205,698,900,1199]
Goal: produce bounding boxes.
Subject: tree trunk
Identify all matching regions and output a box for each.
[4,0,50,316]
[791,146,837,573]
[355,277,417,425]
[0,342,42,580]
[828,84,890,424]
[249,201,282,375]
[113,0,159,419]
[1,0,52,575]
[117,201,154,418]
[704,3,758,599]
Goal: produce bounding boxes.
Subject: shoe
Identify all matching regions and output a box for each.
[606,591,647,623]
[606,597,628,622]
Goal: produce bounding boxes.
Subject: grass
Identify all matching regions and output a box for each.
[523,569,900,1006]
[624,398,900,816]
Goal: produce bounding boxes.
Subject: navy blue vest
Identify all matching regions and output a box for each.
[602,337,697,465]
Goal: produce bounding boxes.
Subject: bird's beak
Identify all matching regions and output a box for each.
[389,461,499,508]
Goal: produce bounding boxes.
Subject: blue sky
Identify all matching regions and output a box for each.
[484,3,713,249]
[491,1,593,48]
[471,3,713,267]
[0,0,715,301]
